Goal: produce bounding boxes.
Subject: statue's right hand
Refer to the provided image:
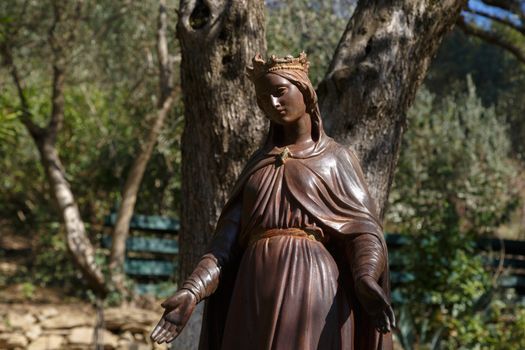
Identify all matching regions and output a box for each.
[150,289,197,344]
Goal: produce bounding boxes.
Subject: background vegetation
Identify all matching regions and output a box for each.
[1,0,524,348]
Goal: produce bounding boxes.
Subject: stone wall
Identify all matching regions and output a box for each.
[0,303,168,350]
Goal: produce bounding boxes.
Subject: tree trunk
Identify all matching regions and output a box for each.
[318,0,467,218]
[176,1,266,347]
[109,0,176,295]
[178,0,266,279]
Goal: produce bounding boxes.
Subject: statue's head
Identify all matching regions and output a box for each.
[248,52,322,142]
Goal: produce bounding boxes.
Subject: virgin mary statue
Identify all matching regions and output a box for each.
[151,52,395,350]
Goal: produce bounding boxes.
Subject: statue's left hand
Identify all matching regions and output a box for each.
[355,275,396,334]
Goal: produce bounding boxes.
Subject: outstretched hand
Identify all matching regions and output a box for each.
[150,289,197,344]
[355,275,396,334]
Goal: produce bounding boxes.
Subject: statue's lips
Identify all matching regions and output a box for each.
[274,108,287,116]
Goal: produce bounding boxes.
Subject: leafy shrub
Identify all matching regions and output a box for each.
[387,77,522,349]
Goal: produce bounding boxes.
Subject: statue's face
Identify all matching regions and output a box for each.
[255,73,307,125]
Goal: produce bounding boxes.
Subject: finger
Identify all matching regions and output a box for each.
[386,304,396,329]
[373,314,385,334]
[156,327,171,344]
[384,310,391,333]
[150,326,160,340]
[166,334,178,344]
[157,322,175,344]
[165,323,180,343]
[150,319,166,340]
[162,323,177,340]
[162,324,178,344]
[376,322,386,334]
[375,311,389,334]
[166,329,180,344]
[154,328,166,344]
[165,331,179,344]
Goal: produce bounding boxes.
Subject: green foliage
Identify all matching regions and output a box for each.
[427,28,525,162]
[427,29,525,107]
[20,282,36,299]
[387,78,522,349]
[389,77,518,236]
[0,107,23,151]
[0,0,182,298]
[266,0,354,85]
[0,0,182,222]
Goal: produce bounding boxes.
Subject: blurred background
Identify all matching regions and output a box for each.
[1,0,524,349]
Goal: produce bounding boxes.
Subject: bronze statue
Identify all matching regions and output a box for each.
[151,52,395,349]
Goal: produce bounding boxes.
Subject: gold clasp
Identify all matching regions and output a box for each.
[275,147,291,167]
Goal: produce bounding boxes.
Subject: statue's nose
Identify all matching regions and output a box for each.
[271,95,281,109]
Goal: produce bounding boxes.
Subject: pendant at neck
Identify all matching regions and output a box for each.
[275,147,291,167]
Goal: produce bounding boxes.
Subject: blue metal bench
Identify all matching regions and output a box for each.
[102,213,180,297]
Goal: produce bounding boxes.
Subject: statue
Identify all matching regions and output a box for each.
[151,52,395,349]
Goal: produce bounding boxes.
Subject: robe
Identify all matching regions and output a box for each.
[198,133,392,350]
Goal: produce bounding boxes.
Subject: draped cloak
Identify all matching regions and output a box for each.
[197,135,392,349]
[197,70,392,350]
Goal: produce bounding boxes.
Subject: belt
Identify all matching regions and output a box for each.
[248,227,323,246]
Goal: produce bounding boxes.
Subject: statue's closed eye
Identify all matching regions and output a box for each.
[276,87,288,95]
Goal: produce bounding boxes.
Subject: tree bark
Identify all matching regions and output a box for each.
[318,0,467,218]
[176,3,266,346]
[177,0,266,279]
[36,137,108,296]
[109,0,175,296]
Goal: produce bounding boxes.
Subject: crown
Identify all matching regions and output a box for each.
[247,52,310,81]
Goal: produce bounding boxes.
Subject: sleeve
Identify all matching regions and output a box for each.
[346,233,386,283]
[181,200,242,303]
[341,148,386,283]
[206,199,243,268]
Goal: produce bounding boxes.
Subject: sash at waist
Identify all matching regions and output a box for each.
[248,227,323,246]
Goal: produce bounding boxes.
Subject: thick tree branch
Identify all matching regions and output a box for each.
[457,17,525,64]
[318,0,467,217]
[480,0,525,23]
[465,8,525,35]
